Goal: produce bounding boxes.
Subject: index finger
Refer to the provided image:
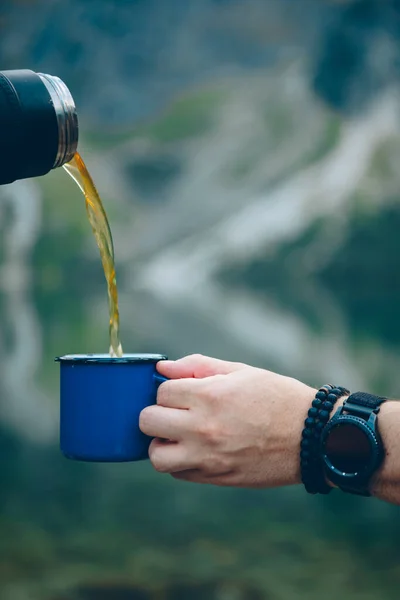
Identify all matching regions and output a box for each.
[157,377,204,409]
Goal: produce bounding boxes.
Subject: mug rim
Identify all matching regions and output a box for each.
[55,353,168,364]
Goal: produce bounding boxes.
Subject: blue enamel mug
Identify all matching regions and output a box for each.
[56,353,168,462]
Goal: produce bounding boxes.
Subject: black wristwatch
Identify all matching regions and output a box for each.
[321,392,387,496]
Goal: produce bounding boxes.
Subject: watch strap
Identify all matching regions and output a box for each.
[342,392,387,420]
[345,391,386,410]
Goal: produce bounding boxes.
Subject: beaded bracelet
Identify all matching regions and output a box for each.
[300,384,350,495]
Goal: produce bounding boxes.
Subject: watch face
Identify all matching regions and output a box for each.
[322,420,375,476]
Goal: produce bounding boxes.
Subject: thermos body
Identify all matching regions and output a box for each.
[0,69,78,185]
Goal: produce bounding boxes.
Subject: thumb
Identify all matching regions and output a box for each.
[157,354,246,379]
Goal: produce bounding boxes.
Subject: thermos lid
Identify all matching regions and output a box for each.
[56,353,168,364]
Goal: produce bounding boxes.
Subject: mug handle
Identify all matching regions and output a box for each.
[152,373,170,442]
[154,373,168,387]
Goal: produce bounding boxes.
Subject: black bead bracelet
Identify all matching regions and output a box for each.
[300,384,350,495]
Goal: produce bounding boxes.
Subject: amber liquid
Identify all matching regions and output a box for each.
[63,152,123,357]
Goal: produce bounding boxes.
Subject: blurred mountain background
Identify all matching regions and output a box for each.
[1,1,400,599]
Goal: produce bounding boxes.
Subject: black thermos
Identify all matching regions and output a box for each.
[0,69,79,185]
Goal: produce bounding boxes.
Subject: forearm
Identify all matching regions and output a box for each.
[370,400,400,504]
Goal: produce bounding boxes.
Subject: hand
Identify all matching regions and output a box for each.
[139,354,316,488]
